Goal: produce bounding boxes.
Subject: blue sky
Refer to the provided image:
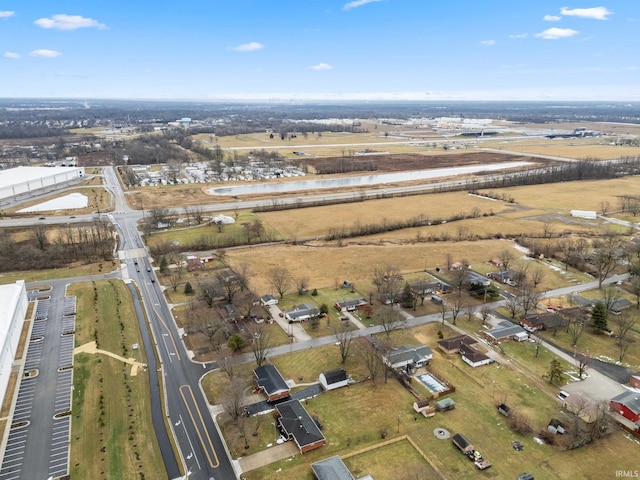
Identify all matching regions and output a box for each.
[0,1,638,100]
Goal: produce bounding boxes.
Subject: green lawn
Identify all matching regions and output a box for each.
[69,280,167,480]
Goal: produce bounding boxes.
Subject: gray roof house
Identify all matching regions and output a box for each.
[276,399,326,453]
[254,365,290,402]
[311,456,355,480]
[483,320,528,345]
[260,294,278,306]
[285,303,321,322]
[383,345,433,369]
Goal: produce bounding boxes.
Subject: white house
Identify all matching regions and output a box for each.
[319,368,348,391]
[260,294,278,306]
[285,304,321,322]
[570,210,597,220]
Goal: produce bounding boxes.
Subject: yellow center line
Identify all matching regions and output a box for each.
[179,385,220,468]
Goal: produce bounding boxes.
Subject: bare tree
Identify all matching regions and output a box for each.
[592,235,622,288]
[360,341,383,386]
[296,276,309,295]
[192,205,204,225]
[567,320,585,348]
[222,376,247,421]
[519,282,540,314]
[334,325,354,364]
[249,324,272,367]
[618,338,632,363]
[630,277,640,309]
[505,294,522,320]
[464,304,476,323]
[600,285,621,312]
[499,248,516,271]
[373,265,402,304]
[268,266,291,299]
[219,356,239,380]
[447,293,467,325]
[200,280,223,307]
[480,305,492,325]
[378,306,405,337]
[167,253,184,292]
[32,225,48,251]
[217,271,242,303]
[235,263,252,292]
[575,353,590,380]
[611,313,637,347]
[530,266,546,288]
[449,268,468,295]
[148,207,170,228]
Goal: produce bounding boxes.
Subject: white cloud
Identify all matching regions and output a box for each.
[560,6,612,20]
[0,10,15,18]
[481,40,496,46]
[508,33,528,39]
[544,14,561,21]
[231,42,264,52]
[535,27,579,39]
[309,63,334,71]
[343,0,383,11]
[29,49,62,58]
[34,14,106,31]
[3,52,20,59]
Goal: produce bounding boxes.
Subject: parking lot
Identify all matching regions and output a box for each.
[0,287,76,480]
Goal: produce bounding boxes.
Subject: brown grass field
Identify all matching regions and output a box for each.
[482,137,640,160]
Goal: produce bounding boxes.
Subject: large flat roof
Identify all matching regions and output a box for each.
[0,166,83,190]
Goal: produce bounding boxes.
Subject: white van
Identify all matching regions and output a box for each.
[557,390,569,401]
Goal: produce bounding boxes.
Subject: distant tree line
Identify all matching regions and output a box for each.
[0,124,67,139]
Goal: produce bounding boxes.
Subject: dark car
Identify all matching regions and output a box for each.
[38,216,46,220]
[150,278,155,283]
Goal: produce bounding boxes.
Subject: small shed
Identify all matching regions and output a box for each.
[436,397,456,412]
[547,418,566,434]
[413,399,436,418]
[497,403,511,417]
[319,368,348,391]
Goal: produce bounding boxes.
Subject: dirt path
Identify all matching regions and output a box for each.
[74,341,146,376]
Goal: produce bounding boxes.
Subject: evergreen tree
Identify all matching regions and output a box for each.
[184,282,193,295]
[159,255,168,274]
[547,358,564,385]
[591,301,608,332]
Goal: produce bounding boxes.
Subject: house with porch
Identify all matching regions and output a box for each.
[334,298,368,312]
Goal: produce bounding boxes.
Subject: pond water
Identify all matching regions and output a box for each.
[207,162,531,196]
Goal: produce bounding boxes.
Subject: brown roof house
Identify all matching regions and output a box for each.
[520,312,567,332]
[438,335,491,367]
[254,365,290,402]
[275,399,326,453]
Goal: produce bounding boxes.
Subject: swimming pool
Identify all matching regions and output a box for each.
[417,373,448,393]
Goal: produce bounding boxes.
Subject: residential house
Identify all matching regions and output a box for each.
[483,320,528,345]
[254,365,290,402]
[319,369,348,391]
[275,399,326,453]
[285,303,321,322]
[459,343,492,368]
[466,270,491,287]
[609,298,632,315]
[311,456,355,480]
[186,255,203,271]
[383,345,433,370]
[334,298,368,312]
[520,312,567,332]
[437,334,492,367]
[437,334,477,354]
[610,391,640,426]
[487,269,517,285]
[260,294,278,306]
[219,303,242,323]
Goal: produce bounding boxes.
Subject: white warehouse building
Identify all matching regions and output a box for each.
[0,280,28,405]
[0,166,85,201]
